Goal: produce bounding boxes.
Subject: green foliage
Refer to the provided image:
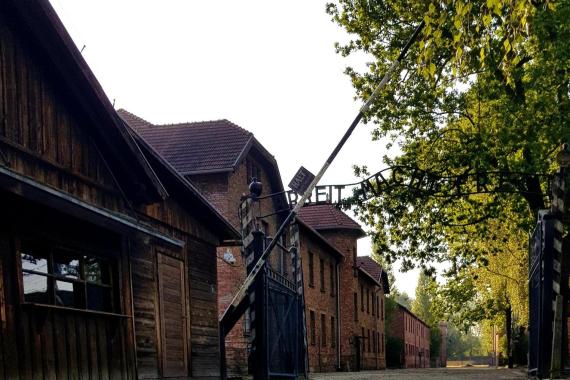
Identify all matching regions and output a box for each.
[430,327,442,359]
[384,294,399,327]
[328,0,570,327]
[411,272,435,325]
[394,291,412,309]
[446,324,484,359]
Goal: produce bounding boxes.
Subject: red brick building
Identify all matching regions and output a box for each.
[119,111,290,377]
[299,205,389,372]
[295,218,343,372]
[388,303,431,368]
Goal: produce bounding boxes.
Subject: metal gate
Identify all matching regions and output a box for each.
[528,210,554,378]
[235,193,307,379]
[265,268,300,377]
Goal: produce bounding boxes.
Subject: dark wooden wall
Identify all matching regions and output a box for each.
[0,6,224,379]
[187,238,219,378]
[0,199,136,380]
[0,11,126,213]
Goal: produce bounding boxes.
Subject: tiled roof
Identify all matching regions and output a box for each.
[356,256,390,293]
[118,109,253,175]
[297,203,364,234]
[357,256,382,281]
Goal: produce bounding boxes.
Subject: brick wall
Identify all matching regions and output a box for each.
[190,152,285,377]
[354,275,386,370]
[319,230,358,371]
[317,230,387,372]
[299,226,341,372]
[390,305,430,368]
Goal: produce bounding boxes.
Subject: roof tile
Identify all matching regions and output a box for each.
[118,109,252,174]
[297,203,364,233]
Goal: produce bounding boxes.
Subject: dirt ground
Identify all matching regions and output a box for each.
[308,367,527,380]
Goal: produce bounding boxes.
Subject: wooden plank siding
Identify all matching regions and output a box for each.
[187,239,220,378]
[0,4,230,379]
[157,252,188,377]
[0,11,126,214]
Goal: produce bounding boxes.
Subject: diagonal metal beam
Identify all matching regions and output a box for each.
[220,20,425,326]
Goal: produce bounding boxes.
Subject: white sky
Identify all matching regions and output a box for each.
[48,0,421,297]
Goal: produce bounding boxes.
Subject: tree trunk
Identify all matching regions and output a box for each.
[506,305,513,369]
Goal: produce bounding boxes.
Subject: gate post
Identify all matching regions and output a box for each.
[551,143,569,377]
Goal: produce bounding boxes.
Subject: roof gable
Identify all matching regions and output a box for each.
[297,204,365,236]
[6,0,167,203]
[356,256,390,293]
[119,109,253,175]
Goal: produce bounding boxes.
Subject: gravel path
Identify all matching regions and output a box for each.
[309,367,526,380]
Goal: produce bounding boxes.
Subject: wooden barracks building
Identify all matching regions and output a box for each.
[0,1,240,378]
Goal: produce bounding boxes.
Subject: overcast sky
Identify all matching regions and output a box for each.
[48,0,421,297]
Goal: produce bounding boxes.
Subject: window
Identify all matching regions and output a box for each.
[310,310,316,345]
[329,262,335,297]
[321,313,326,347]
[319,258,325,292]
[367,329,371,353]
[354,293,358,321]
[360,285,364,311]
[331,316,336,348]
[373,330,376,354]
[244,307,251,336]
[19,240,114,313]
[308,252,314,287]
[246,158,261,184]
[367,288,370,314]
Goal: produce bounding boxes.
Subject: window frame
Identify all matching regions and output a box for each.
[310,310,316,345]
[319,258,325,293]
[329,262,335,297]
[17,237,118,315]
[321,313,326,347]
[308,251,315,287]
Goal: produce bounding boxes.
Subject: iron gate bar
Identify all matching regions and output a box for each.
[265,269,299,378]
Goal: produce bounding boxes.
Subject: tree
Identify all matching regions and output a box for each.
[327,0,569,327]
[411,271,435,325]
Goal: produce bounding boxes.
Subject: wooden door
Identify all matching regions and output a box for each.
[158,252,188,377]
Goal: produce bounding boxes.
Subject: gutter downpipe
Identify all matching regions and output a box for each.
[336,261,341,370]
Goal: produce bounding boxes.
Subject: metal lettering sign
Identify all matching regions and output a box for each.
[288,166,315,195]
[285,165,551,207]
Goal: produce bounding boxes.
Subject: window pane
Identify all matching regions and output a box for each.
[87,284,112,312]
[85,257,110,284]
[20,251,48,274]
[55,280,84,308]
[23,273,49,303]
[53,251,81,279]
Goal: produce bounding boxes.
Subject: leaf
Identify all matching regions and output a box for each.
[503,39,511,53]
[483,14,492,27]
[429,62,436,77]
